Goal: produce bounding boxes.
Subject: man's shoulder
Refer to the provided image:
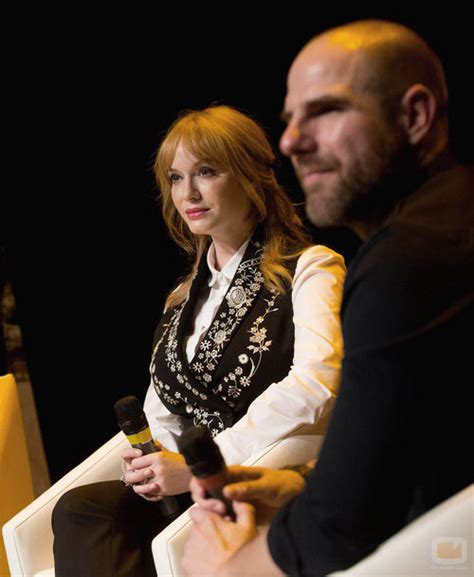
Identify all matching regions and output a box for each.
[397,164,474,243]
[349,164,474,282]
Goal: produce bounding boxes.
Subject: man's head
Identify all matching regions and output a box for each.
[280,20,449,235]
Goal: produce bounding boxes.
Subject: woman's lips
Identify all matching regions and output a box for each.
[185,208,210,220]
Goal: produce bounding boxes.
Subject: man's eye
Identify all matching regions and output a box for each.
[312,104,345,118]
[318,106,339,115]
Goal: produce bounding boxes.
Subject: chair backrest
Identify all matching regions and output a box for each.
[0,373,35,576]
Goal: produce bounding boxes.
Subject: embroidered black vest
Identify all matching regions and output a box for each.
[150,236,295,436]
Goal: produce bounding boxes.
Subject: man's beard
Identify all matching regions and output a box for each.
[303,130,420,229]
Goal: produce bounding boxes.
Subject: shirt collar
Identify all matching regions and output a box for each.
[207,238,251,288]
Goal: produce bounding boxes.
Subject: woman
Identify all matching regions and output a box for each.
[52,105,345,577]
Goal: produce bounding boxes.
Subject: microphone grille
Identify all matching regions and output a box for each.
[177,426,224,476]
[114,395,147,434]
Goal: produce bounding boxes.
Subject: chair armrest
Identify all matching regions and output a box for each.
[152,434,324,577]
[328,483,474,576]
[2,431,128,577]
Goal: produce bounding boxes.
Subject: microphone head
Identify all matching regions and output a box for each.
[114,395,148,436]
[177,426,225,478]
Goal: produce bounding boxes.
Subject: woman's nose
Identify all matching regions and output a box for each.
[184,179,201,201]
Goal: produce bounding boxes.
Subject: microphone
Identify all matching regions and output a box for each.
[114,395,179,517]
[177,426,235,519]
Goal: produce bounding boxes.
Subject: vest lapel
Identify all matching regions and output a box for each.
[189,238,265,387]
[151,232,289,435]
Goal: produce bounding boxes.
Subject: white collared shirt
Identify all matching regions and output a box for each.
[144,244,346,463]
[184,238,250,364]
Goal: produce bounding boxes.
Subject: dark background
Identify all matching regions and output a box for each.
[6,9,473,481]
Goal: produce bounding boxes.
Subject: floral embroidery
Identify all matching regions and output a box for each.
[151,238,286,435]
[194,245,265,386]
[192,407,225,436]
[226,286,247,308]
[151,303,209,405]
[213,330,227,345]
[212,291,279,402]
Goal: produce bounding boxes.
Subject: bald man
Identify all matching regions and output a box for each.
[182,20,473,576]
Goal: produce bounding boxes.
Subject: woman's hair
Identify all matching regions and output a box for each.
[154,105,312,310]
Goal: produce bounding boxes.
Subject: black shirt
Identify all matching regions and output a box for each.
[268,164,474,576]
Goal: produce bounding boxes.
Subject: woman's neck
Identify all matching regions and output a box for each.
[212,230,253,271]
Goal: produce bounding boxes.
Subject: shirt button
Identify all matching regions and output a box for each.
[185,404,194,414]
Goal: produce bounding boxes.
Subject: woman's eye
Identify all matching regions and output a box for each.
[169,173,181,184]
[199,166,216,177]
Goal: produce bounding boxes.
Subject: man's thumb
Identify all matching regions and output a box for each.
[232,500,256,528]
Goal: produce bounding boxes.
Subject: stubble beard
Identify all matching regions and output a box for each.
[302,129,414,230]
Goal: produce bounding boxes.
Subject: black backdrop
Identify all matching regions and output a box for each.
[7,9,473,481]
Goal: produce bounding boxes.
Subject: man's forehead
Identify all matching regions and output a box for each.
[285,45,361,109]
[294,39,360,80]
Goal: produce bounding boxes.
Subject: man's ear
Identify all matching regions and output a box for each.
[400,83,437,145]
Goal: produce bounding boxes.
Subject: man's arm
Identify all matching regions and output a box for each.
[266,250,461,576]
[189,465,306,520]
[182,465,309,576]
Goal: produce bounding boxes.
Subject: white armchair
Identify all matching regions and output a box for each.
[5,427,471,577]
[2,432,324,577]
[153,481,473,577]
[2,432,128,577]
[152,434,323,577]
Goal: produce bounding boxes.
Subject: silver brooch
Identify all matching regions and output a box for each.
[226,286,246,308]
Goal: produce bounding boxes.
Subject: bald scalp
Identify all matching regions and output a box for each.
[303,20,448,119]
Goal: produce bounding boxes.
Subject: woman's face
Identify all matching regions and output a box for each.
[169,142,254,249]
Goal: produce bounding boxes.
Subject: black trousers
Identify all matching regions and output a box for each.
[52,480,192,577]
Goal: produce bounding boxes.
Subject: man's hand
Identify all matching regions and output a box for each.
[190,464,306,523]
[182,501,257,577]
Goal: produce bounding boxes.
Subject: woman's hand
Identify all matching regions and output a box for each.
[121,448,191,501]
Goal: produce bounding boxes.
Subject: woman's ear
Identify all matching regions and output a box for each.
[400,83,437,145]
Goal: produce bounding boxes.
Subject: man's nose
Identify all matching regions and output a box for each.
[280,122,304,157]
